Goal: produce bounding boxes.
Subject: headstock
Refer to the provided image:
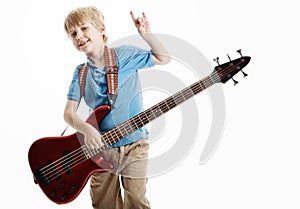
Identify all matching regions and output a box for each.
[213,49,251,85]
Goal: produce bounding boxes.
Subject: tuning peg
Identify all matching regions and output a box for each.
[232,77,238,85]
[227,54,232,62]
[241,70,248,77]
[237,49,243,57]
[213,57,220,66]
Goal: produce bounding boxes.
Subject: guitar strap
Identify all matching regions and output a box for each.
[61,46,118,136]
[78,63,89,99]
[78,45,119,107]
[103,46,119,108]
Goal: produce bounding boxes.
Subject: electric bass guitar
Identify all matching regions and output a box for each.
[28,50,251,204]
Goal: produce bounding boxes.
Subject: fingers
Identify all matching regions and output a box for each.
[130,11,150,34]
[86,138,102,150]
[84,125,104,150]
[130,10,136,23]
[130,11,148,24]
[142,12,147,19]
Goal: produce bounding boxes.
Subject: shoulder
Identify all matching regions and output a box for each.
[113,45,142,52]
[113,45,151,59]
[110,45,154,70]
[76,63,86,70]
[71,63,86,79]
[75,63,86,72]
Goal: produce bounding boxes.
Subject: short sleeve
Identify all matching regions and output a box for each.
[114,45,155,72]
[66,64,83,102]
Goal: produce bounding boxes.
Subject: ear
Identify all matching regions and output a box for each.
[100,25,105,34]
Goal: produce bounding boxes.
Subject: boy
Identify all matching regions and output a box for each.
[63,6,170,209]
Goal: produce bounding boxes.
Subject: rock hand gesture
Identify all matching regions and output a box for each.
[130,11,151,34]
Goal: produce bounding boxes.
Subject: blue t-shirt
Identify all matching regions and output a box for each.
[67,45,155,148]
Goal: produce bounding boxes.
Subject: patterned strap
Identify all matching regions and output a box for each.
[104,46,119,107]
[78,63,89,99]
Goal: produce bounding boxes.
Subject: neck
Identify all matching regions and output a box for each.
[87,46,105,68]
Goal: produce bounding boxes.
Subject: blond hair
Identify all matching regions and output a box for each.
[64,6,108,43]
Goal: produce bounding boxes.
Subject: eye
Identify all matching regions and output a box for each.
[81,26,88,31]
[70,31,77,38]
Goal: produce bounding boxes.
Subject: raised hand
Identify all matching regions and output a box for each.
[130,11,151,34]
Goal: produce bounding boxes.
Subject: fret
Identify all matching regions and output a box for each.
[209,74,215,84]
[199,80,205,91]
[157,100,169,114]
[133,117,142,128]
[82,146,91,159]
[190,82,199,95]
[122,121,134,135]
[144,108,156,121]
[161,99,171,113]
[102,131,113,146]
[181,87,194,100]
[105,130,116,146]
[114,128,123,140]
[102,135,112,147]
[190,81,205,95]
[164,97,176,109]
[151,104,164,118]
[173,91,185,105]
[129,119,139,131]
[117,124,128,138]
[110,129,119,140]
[142,111,151,124]
[83,146,97,159]
[136,113,149,127]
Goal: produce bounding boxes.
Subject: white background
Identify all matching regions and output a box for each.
[1,0,299,208]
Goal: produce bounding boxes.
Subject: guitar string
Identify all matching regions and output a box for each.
[39,61,243,183]
[43,146,105,183]
[37,124,119,174]
[40,123,131,181]
[40,142,116,183]
[39,130,118,182]
[38,141,109,181]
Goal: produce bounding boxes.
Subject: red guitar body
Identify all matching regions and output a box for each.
[28,105,113,204]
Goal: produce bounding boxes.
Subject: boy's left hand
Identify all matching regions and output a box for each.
[130,11,150,34]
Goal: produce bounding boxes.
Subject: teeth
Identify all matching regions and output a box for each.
[79,40,88,47]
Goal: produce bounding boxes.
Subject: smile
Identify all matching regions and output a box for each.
[78,39,89,47]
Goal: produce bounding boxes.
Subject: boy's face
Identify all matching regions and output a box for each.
[69,22,104,55]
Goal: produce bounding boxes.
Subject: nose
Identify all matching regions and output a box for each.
[76,31,83,40]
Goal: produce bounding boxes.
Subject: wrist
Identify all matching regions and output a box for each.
[140,31,154,41]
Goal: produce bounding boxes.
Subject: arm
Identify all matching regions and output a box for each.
[130,11,171,65]
[63,99,103,149]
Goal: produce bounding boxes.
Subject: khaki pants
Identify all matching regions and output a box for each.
[90,139,151,209]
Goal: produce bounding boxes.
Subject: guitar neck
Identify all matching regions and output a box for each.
[102,73,219,146]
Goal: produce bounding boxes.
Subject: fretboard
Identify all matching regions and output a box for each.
[102,73,219,146]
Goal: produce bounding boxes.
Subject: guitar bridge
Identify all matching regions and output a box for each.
[34,161,60,187]
[34,168,50,187]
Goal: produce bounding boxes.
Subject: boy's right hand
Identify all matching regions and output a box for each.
[84,124,104,149]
